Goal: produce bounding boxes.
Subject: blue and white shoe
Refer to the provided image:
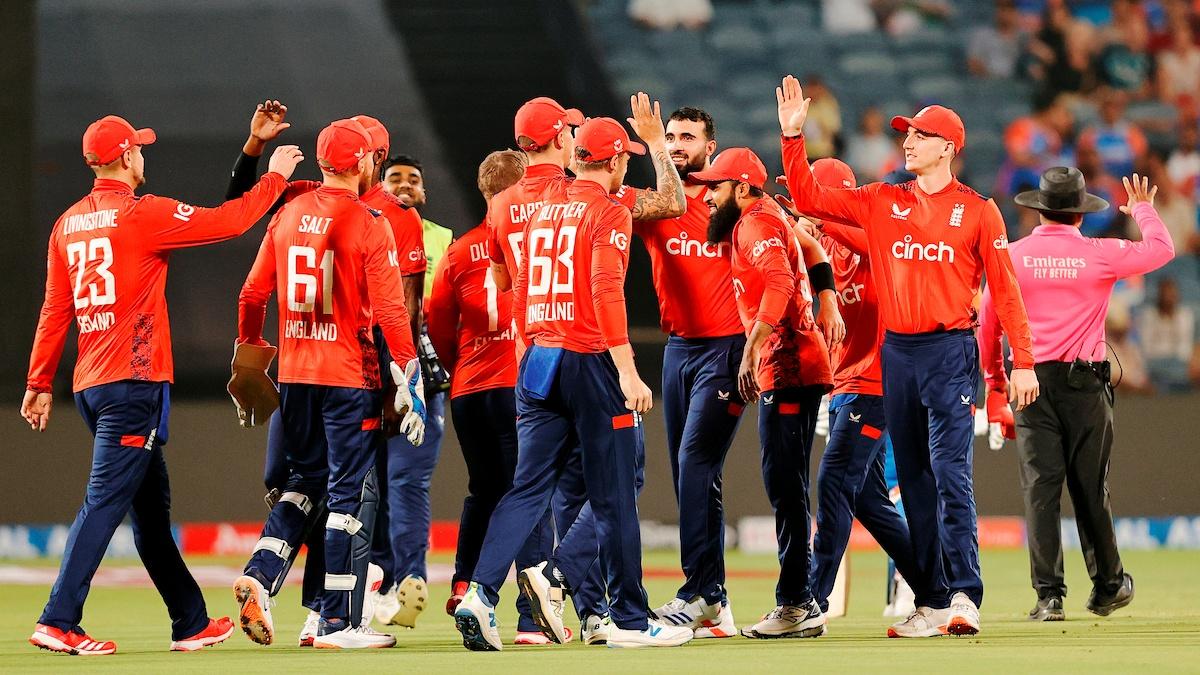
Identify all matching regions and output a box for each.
[454,582,502,652]
[650,596,720,630]
[607,620,693,648]
[517,562,567,644]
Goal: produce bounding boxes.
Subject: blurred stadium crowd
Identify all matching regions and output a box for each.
[584,0,1200,393]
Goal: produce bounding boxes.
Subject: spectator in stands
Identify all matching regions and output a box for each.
[1026,0,1094,97]
[1075,144,1126,237]
[1079,89,1150,179]
[1107,305,1155,393]
[822,0,876,34]
[845,106,899,181]
[1167,119,1200,197]
[628,0,712,31]
[1095,0,1154,95]
[873,0,954,36]
[1139,276,1196,391]
[802,76,842,159]
[1158,23,1200,106]
[1148,150,1200,255]
[998,92,1074,201]
[968,0,1026,78]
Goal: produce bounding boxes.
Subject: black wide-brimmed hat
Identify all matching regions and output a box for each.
[1014,166,1110,214]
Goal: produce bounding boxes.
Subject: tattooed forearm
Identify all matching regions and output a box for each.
[632,148,686,220]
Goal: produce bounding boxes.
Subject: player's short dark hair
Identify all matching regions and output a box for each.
[746,185,764,198]
[1042,210,1083,225]
[668,107,716,140]
[383,154,423,175]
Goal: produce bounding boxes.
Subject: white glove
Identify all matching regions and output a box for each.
[815,394,830,439]
[389,358,427,446]
[988,422,1006,451]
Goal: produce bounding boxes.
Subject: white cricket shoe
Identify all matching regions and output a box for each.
[581,614,611,645]
[454,582,502,652]
[883,571,917,618]
[298,610,319,647]
[373,585,401,626]
[740,601,826,639]
[694,599,737,639]
[650,595,720,630]
[946,592,981,636]
[887,606,950,638]
[607,620,693,648]
[232,575,274,645]
[362,563,384,627]
[517,562,568,644]
[313,623,396,649]
[392,575,428,628]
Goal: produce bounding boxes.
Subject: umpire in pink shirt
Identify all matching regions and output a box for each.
[979,167,1174,622]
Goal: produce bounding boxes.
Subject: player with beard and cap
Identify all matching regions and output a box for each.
[778,74,1037,637]
[632,106,741,638]
[693,147,841,639]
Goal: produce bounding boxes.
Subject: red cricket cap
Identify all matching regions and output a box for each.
[688,147,768,189]
[351,114,389,152]
[811,157,857,189]
[574,117,646,161]
[82,115,156,166]
[514,97,584,149]
[317,118,372,173]
[891,104,966,150]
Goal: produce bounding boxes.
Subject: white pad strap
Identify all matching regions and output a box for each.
[278,491,312,515]
[325,573,357,591]
[253,536,293,560]
[325,512,363,535]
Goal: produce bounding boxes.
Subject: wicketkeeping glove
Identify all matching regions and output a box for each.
[389,357,427,446]
[227,342,279,428]
[985,388,1016,450]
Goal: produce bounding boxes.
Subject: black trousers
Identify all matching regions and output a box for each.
[1015,361,1125,600]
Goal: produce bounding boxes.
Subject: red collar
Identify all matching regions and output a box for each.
[91,178,135,195]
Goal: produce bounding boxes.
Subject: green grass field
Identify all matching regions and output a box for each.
[2,549,1199,673]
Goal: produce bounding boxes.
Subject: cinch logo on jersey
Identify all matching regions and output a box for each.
[838,282,865,305]
[891,235,955,263]
[63,209,119,235]
[751,236,784,258]
[665,231,730,258]
[285,319,338,342]
[890,203,911,220]
[993,234,1009,250]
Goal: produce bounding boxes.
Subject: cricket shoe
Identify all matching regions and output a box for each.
[946,592,981,636]
[389,575,428,628]
[313,620,396,649]
[740,601,826,639]
[454,582,502,651]
[233,575,274,645]
[373,584,401,626]
[1028,596,1065,622]
[514,627,574,645]
[694,600,737,638]
[581,614,612,645]
[1087,573,1134,617]
[170,616,236,651]
[29,624,116,655]
[650,595,720,630]
[517,561,568,644]
[298,610,320,646]
[608,620,694,648]
[887,606,950,638]
[361,563,384,627]
[446,580,468,615]
[883,572,916,618]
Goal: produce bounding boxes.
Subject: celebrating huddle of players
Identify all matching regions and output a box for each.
[23,74,1046,655]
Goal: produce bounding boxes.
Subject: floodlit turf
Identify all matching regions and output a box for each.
[2,549,1198,673]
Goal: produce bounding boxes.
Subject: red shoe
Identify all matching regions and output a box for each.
[29,624,117,655]
[170,617,235,652]
[446,580,468,616]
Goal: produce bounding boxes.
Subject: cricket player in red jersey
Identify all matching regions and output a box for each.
[22,115,302,655]
[691,147,839,639]
[454,117,693,651]
[636,106,742,637]
[428,150,569,644]
[778,74,1039,637]
[234,119,424,649]
[777,158,921,621]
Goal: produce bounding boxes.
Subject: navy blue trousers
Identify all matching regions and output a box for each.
[809,394,917,612]
[373,391,445,588]
[661,334,745,603]
[257,384,382,622]
[758,385,825,606]
[41,381,208,641]
[449,387,550,632]
[473,347,649,630]
[882,330,982,609]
